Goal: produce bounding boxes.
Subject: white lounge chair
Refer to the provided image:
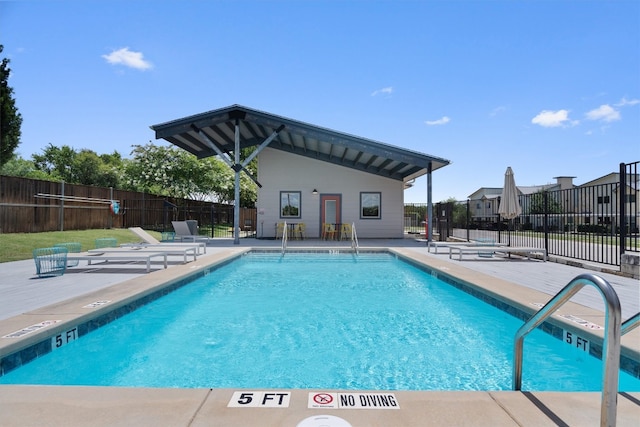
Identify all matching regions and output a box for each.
[127,227,206,254]
[171,221,213,244]
[449,246,547,262]
[66,251,168,273]
[88,246,197,263]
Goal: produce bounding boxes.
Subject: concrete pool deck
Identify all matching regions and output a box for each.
[0,237,639,426]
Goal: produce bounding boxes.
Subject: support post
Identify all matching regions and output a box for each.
[59,181,65,231]
[619,162,626,257]
[109,187,113,229]
[233,120,241,245]
[427,162,433,243]
[466,199,470,242]
[543,191,549,254]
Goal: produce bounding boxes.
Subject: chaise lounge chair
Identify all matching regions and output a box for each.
[171,221,213,244]
[127,227,207,254]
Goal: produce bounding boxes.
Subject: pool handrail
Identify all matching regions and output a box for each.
[512,273,621,427]
[622,312,639,336]
[351,222,359,254]
[281,221,288,255]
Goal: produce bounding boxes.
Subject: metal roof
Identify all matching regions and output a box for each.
[150,104,450,183]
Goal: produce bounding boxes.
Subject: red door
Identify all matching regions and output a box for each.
[320,194,341,236]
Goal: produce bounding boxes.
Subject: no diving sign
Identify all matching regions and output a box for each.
[308,392,399,409]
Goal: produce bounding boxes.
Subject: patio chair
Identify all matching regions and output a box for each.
[476,238,496,258]
[54,242,82,266]
[340,223,352,240]
[33,247,68,278]
[322,223,337,240]
[275,222,285,239]
[243,219,253,237]
[126,227,206,254]
[95,237,118,249]
[294,223,306,240]
[129,227,162,244]
[172,221,212,243]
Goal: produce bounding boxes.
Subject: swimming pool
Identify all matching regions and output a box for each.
[1,251,639,391]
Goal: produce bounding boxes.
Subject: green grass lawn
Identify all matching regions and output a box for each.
[0,229,161,263]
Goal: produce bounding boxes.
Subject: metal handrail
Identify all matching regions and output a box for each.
[513,273,621,427]
[281,221,288,255]
[351,223,359,254]
[622,312,639,336]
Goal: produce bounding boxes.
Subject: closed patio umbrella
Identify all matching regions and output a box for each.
[498,167,522,220]
[498,167,522,243]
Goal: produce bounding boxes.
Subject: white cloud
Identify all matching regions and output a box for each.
[490,106,507,117]
[425,116,450,126]
[585,104,620,122]
[615,97,640,107]
[102,47,153,70]
[531,109,573,127]
[371,87,393,97]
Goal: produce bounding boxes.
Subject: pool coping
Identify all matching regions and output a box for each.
[1,246,639,426]
[1,385,639,426]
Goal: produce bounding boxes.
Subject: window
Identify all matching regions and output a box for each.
[597,196,610,204]
[280,191,301,218]
[625,194,637,203]
[360,192,381,219]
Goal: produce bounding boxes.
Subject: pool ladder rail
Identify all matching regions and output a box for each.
[350,222,359,254]
[280,222,359,256]
[281,221,288,255]
[621,311,639,335]
[513,273,640,427]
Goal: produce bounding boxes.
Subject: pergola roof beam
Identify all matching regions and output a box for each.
[150,104,451,182]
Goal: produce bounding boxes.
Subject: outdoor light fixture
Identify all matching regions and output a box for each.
[312,189,318,195]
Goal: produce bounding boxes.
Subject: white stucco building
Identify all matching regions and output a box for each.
[151,105,451,242]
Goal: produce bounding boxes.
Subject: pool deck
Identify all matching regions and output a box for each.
[1,237,639,426]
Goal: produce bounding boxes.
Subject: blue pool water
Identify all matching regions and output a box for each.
[2,252,639,391]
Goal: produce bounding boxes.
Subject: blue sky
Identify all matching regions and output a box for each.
[2,0,638,203]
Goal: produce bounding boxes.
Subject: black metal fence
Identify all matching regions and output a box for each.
[405,161,639,267]
[621,161,639,254]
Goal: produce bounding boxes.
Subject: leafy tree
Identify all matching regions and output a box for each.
[442,197,469,227]
[30,144,124,187]
[0,154,50,180]
[74,149,122,187]
[0,45,23,168]
[124,143,257,205]
[32,144,78,182]
[528,190,562,214]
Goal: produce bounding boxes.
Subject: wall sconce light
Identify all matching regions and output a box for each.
[312,189,318,195]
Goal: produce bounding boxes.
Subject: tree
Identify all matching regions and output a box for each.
[528,190,563,214]
[124,143,257,205]
[74,149,122,187]
[30,144,124,187]
[32,144,78,182]
[442,197,469,228]
[0,45,23,168]
[0,155,50,180]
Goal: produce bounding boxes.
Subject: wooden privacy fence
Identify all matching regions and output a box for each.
[0,175,256,234]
